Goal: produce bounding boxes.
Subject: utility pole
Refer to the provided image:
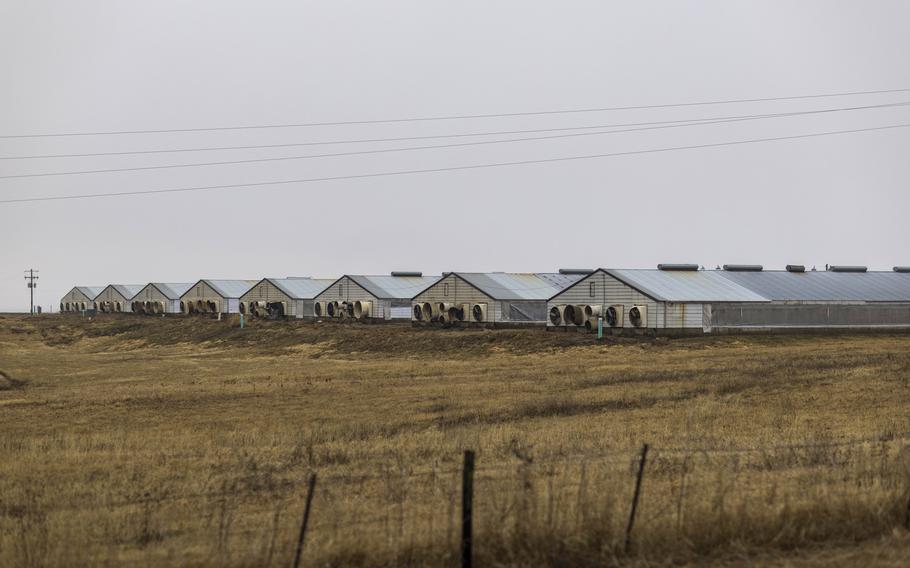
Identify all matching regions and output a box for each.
[24,269,39,315]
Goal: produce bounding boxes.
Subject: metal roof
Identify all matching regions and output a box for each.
[347,274,442,299]
[202,279,258,298]
[604,269,768,303]
[717,270,910,302]
[76,286,105,299]
[266,278,336,299]
[457,272,584,300]
[150,282,194,300]
[110,284,145,300]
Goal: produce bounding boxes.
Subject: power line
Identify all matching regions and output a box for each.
[3,101,908,180]
[0,111,832,161]
[1,122,907,205]
[3,87,909,139]
[4,100,908,162]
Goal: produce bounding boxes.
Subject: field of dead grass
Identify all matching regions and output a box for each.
[1,314,909,567]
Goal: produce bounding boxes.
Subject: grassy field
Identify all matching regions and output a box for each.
[1,314,910,567]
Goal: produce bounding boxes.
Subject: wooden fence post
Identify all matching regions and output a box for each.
[461,450,475,568]
[291,473,317,568]
[624,444,649,554]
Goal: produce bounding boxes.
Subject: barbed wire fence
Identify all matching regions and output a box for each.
[3,433,910,567]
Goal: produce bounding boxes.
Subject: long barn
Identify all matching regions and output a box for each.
[132,283,195,314]
[95,284,145,313]
[313,273,440,321]
[60,286,104,313]
[412,271,585,326]
[239,277,336,318]
[548,265,910,334]
[180,280,258,315]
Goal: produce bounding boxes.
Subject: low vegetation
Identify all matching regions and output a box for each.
[1,314,909,566]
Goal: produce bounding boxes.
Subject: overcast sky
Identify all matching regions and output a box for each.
[1,1,909,312]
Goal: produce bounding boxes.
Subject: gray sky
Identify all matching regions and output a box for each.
[1,1,909,312]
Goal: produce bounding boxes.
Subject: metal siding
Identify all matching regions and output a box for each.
[710,302,910,328]
[314,277,385,318]
[239,280,292,305]
[549,272,663,328]
[413,274,497,323]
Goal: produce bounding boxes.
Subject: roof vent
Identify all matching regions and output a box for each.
[828,265,867,273]
[390,271,422,277]
[657,264,699,271]
[722,264,763,272]
[785,265,806,273]
[558,268,594,275]
[894,266,910,273]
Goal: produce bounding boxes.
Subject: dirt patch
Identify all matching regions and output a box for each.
[0,370,25,390]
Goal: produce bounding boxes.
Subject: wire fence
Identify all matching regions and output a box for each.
[2,434,910,567]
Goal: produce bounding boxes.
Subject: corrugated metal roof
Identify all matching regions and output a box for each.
[347,275,442,299]
[605,269,768,303]
[76,286,105,299]
[457,272,584,300]
[267,278,336,299]
[151,282,194,300]
[203,279,258,298]
[717,270,910,302]
[111,284,145,300]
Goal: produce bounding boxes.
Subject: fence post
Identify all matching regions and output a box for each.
[461,450,475,568]
[624,443,649,554]
[292,473,317,568]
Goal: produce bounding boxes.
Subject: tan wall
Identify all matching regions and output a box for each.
[60,289,94,312]
[313,277,387,319]
[412,274,500,323]
[132,285,181,314]
[96,286,132,313]
[549,271,672,329]
[180,281,231,314]
[239,281,294,316]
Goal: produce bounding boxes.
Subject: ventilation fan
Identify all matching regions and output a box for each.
[549,305,566,325]
[629,305,647,328]
[606,305,624,327]
[472,303,487,322]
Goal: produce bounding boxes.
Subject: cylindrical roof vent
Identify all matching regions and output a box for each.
[657,264,699,271]
[828,265,867,273]
[390,271,422,277]
[786,265,806,273]
[893,266,910,273]
[558,268,594,275]
[722,265,763,272]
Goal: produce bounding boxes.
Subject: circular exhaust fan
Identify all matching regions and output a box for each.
[629,306,642,327]
[549,306,563,325]
[606,306,618,327]
[413,304,423,320]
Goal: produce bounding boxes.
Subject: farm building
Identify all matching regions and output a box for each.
[313,272,441,321]
[239,277,336,318]
[547,265,910,334]
[412,271,586,326]
[180,279,258,315]
[60,286,104,312]
[132,283,195,314]
[95,284,145,313]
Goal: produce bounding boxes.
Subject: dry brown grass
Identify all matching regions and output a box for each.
[1,314,910,566]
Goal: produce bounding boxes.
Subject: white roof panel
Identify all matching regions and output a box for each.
[605,269,768,303]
